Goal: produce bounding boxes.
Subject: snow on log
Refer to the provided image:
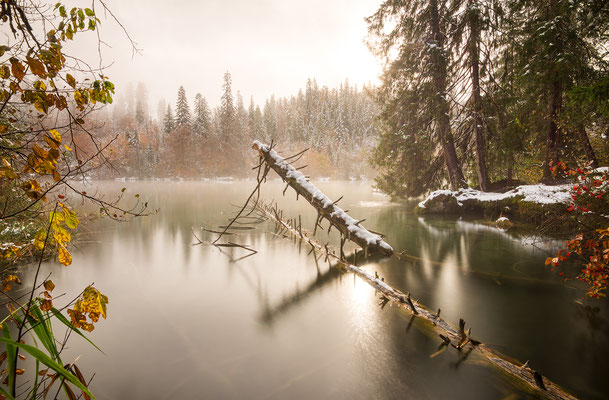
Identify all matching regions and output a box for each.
[252,140,393,256]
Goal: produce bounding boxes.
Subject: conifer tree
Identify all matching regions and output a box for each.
[219,72,235,138]
[163,105,175,135]
[135,82,149,126]
[509,0,609,180]
[175,85,191,126]
[192,93,211,138]
[366,0,466,196]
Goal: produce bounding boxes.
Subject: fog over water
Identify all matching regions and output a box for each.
[13,181,609,399]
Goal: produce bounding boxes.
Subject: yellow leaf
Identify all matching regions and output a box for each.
[34,229,47,250]
[49,129,61,143]
[63,208,79,229]
[32,144,48,159]
[34,99,48,114]
[43,135,58,150]
[49,210,64,224]
[2,274,22,292]
[58,243,72,266]
[64,144,72,151]
[66,73,76,88]
[53,225,71,244]
[80,322,94,332]
[0,65,10,78]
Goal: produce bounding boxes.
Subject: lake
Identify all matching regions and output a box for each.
[16,180,609,399]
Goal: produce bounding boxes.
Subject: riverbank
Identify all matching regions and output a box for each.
[414,184,577,234]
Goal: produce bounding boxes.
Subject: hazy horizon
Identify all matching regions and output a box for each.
[68,0,384,110]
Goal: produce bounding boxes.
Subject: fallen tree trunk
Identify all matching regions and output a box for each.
[258,201,577,400]
[252,140,393,256]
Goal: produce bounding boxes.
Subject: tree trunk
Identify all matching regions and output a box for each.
[468,5,490,191]
[577,124,598,169]
[430,0,467,190]
[542,0,562,182]
[542,76,562,181]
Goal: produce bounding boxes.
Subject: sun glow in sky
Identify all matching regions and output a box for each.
[81,0,384,111]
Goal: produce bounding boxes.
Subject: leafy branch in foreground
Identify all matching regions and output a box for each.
[546,162,609,298]
[0,1,149,269]
[0,208,107,399]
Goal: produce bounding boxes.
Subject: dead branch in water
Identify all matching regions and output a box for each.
[192,144,275,258]
[257,201,577,400]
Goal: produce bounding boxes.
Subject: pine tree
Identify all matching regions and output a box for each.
[135,82,149,126]
[249,104,265,140]
[509,0,609,180]
[366,0,466,196]
[263,97,277,142]
[163,105,175,135]
[235,91,248,141]
[175,86,191,127]
[192,93,211,138]
[447,0,500,190]
[219,71,235,138]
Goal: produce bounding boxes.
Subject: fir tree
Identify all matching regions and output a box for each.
[135,82,149,126]
[366,0,466,196]
[175,85,191,126]
[192,93,211,138]
[219,71,235,138]
[163,105,175,135]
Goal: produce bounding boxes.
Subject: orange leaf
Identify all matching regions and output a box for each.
[43,280,55,292]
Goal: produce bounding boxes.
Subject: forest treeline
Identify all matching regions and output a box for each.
[73,0,609,197]
[368,0,608,197]
[86,74,380,179]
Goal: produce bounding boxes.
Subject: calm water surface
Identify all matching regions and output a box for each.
[17,180,609,399]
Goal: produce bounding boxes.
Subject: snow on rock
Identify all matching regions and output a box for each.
[253,140,393,254]
[418,184,571,209]
[495,215,512,229]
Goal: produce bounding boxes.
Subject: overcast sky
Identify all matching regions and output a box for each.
[76,0,384,113]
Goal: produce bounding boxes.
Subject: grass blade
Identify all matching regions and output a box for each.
[0,338,95,400]
[2,323,16,396]
[50,308,103,353]
[0,384,16,400]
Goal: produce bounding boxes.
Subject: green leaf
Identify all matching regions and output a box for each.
[84,8,95,17]
[0,338,95,399]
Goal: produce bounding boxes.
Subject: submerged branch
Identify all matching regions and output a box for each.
[257,201,577,400]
